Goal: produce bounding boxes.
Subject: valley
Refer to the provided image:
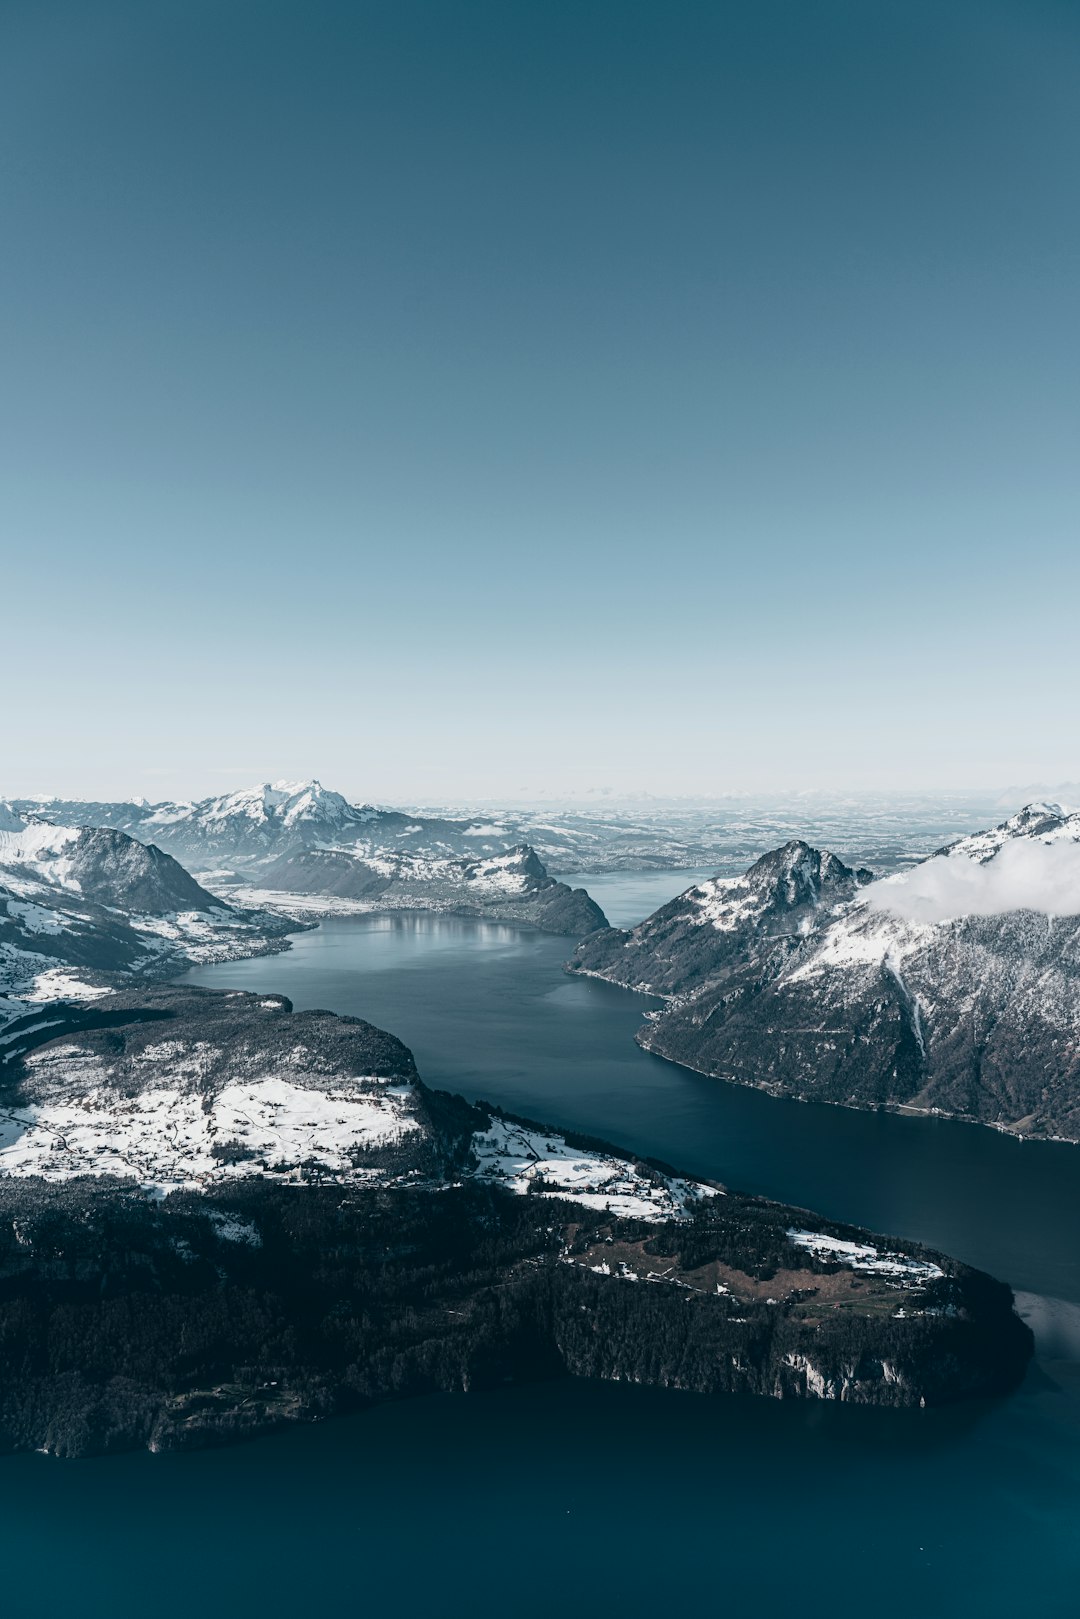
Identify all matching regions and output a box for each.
[3,789,1079,1466]
[1,825,1077,1611]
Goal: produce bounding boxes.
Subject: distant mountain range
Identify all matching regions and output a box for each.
[5,779,1013,877]
[6,779,623,870]
[7,780,481,864]
[2,782,609,937]
[570,803,1080,1141]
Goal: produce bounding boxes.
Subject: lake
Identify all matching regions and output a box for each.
[2,873,1078,1616]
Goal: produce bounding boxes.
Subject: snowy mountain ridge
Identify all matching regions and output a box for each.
[6,781,524,869]
[570,804,1080,1140]
[937,801,1080,863]
[5,780,1019,877]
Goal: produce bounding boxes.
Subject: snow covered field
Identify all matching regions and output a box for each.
[470,1117,718,1221]
[0,1045,424,1190]
[787,1229,944,1281]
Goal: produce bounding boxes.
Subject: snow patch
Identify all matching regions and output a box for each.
[787,1229,944,1281]
[0,1061,424,1190]
[26,970,110,1004]
[471,1118,717,1222]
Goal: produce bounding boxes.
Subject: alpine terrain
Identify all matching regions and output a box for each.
[569,805,1080,1140]
[0,814,297,1055]
[4,784,607,938]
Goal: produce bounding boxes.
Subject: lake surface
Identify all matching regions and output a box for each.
[562,864,720,927]
[4,877,1079,1616]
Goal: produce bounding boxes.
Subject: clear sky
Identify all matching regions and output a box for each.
[3,0,1078,804]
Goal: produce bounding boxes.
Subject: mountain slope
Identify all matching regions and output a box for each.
[569,808,1080,1140]
[0,816,297,1044]
[571,841,873,994]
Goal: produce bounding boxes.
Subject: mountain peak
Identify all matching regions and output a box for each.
[747,841,867,910]
[939,802,1080,862]
[267,777,326,798]
[66,827,224,914]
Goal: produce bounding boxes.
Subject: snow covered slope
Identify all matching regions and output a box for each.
[938,802,1080,862]
[249,841,608,936]
[1,987,712,1217]
[0,815,297,1041]
[570,807,1080,1140]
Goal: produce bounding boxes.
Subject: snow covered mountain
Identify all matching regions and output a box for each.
[569,841,874,995]
[7,781,540,869]
[570,806,1080,1141]
[5,781,1011,878]
[2,788,607,937]
[250,841,608,936]
[0,814,297,1046]
[9,781,377,862]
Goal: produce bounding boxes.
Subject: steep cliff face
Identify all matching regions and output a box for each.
[550,1217,1029,1411]
[0,989,1032,1455]
[569,808,1080,1139]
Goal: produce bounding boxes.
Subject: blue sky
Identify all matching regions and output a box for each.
[3,0,1078,803]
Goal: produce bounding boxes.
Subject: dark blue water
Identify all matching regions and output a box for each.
[3,1374,1079,1619]
[4,882,1080,1616]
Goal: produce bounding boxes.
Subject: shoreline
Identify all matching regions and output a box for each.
[565,961,1080,1151]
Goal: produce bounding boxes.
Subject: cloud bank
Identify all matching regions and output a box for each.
[864,838,1080,924]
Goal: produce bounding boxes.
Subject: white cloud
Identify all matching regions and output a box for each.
[864,837,1080,924]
